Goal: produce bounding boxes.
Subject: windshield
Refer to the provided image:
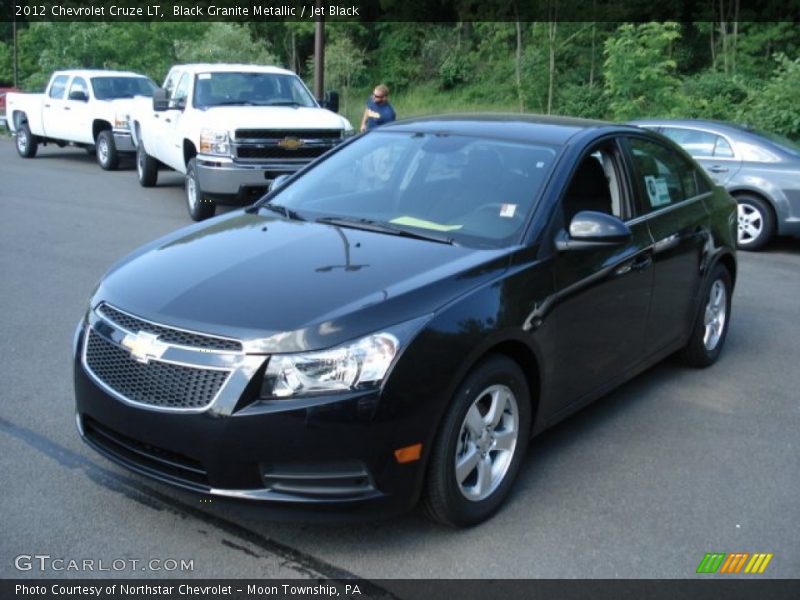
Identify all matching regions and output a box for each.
[266,131,558,248]
[91,76,157,100]
[193,72,317,108]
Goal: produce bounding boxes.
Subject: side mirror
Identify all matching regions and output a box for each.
[268,174,290,192]
[555,211,632,251]
[321,91,339,113]
[152,88,169,111]
[68,90,88,102]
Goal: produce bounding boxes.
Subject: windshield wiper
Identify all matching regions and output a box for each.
[267,101,304,107]
[209,101,258,107]
[315,216,455,245]
[249,202,304,221]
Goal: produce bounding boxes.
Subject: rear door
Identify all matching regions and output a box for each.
[624,135,712,355]
[660,126,742,186]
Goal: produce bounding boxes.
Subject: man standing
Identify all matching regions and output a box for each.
[360,84,396,132]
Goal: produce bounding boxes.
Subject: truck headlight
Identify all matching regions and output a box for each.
[114,113,130,130]
[261,332,399,398]
[199,129,230,157]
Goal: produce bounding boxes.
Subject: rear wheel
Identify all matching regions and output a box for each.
[16,123,38,158]
[736,194,775,251]
[679,264,732,367]
[96,130,120,170]
[186,158,216,221]
[136,144,158,187]
[424,355,531,527]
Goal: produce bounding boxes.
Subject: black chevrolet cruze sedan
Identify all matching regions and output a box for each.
[74,115,737,526]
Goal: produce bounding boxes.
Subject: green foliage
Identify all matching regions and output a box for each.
[741,53,800,138]
[306,35,365,114]
[369,23,425,89]
[603,22,684,120]
[681,71,749,119]
[556,83,610,120]
[0,42,11,85]
[175,23,277,66]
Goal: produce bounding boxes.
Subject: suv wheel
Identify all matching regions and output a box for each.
[186,158,216,221]
[96,130,120,170]
[136,144,158,187]
[16,123,38,158]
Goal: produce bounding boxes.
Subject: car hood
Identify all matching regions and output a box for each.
[93,212,510,353]
[201,106,351,133]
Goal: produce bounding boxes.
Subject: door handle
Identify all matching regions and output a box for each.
[154,114,159,119]
[164,118,171,123]
[64,107,71,111]
[708,165,728,174]
[44,104,50,108]
[630,254,653,272]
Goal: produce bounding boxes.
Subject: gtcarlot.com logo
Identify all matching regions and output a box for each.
[697,552,773,574]
[14,554,194,572]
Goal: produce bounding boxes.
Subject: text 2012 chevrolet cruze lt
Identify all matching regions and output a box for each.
[74,115,737,526]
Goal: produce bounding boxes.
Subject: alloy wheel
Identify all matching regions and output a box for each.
[703,279,727,351]
[737,202,763,246]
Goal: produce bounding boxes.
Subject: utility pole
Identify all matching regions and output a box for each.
[13,19,18,87]
[313,0,324,99]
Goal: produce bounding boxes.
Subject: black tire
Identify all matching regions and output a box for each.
[185,158,216,221]
[735,194,775,251]
[424,355,531,527]
[95,130,120,170]
[16,123,38,158]
[136,143,158,187]
[679,264,732,368]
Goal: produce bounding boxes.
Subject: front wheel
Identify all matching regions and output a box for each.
[736,194,775,251]
[16,123,38,158]
[96,130,120,170]
[424,355,531,527]
[186,158,216,221]
[136,144,158,187]
[679,264,732,368]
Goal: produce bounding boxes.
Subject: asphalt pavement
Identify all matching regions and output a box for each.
[1,137,798,581]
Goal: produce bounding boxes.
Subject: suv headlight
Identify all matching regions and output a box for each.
[199,128,231,157]
[262,332,399,398]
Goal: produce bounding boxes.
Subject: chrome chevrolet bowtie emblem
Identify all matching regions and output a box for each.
[121,331,168,364]
[277,137,304,150]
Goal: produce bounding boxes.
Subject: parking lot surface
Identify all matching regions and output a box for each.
[1,139,798,579]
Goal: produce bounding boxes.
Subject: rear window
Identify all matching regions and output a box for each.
[91,77,157,100]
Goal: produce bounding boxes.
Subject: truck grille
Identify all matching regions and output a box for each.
[84,329,229,410]
[236,146,328,160]
[235,129,342,140]
[98,303,242,352]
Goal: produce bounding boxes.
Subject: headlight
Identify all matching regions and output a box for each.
[199,128,230,157]
[114,113,130,130]
[262,332,400,398]
[342,125,355,138]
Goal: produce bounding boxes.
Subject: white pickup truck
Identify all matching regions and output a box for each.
[130,63,353,220]
[6,70,157,170]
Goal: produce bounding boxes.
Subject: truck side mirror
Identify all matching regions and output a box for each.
[322,91,339,113]
[68,90,88,102]
[152,88,169,112]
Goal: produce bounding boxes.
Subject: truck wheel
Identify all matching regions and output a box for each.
[16,123,38,158]
[96,130,120,171]
[186,159,216,221]
[136,144,158,187]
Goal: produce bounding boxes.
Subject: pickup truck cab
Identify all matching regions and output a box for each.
[7,70,157,170]
[130,63,353,220]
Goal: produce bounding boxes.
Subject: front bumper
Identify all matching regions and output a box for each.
[195,156,305,203]
[73,322,424,516]
[112,130,135,154]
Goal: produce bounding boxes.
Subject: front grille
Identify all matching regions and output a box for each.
[98,304,242,352]
[83,417,209,486]
[235,129,342,140]
[84,329,229,410]
[236,146,329,160]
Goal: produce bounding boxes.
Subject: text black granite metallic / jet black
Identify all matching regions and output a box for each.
[74,115,737,526]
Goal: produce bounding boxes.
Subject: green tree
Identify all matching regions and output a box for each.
[742,53,800,138]
[175,23,276,66]
[603,22,683,120]
[0,42,11,85]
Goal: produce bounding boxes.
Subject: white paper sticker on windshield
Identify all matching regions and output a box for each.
[500,203,517,218]
[645,175,671,207]
[198,73,212,80]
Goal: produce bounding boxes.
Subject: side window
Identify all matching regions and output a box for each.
[628,137,709,215]
[713,136,734,158]
[163,71,180,100]
[68,77,88,100]
[170,73,191,108]
[48,75,70,99]
[562,141,626,224]
[661,127,716,158]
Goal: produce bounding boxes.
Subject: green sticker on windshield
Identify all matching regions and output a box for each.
[390,216,463,232]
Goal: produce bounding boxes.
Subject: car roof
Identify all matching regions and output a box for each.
[631,118,760,137]
[170,64,295,76]
[382,113,635,146]
[53,69,148,79]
